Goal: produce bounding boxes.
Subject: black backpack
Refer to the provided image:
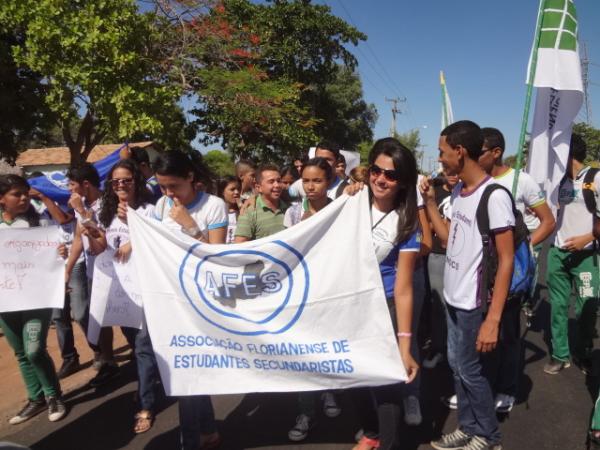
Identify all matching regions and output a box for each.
[581,168,599,214]
[476,184,536,312]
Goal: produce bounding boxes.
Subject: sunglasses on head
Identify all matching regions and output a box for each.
[110,178,134,187]
[369,164,400,182]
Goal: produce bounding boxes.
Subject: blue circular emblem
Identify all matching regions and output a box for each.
[178,240,310,335]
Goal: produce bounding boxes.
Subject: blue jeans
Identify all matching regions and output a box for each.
[122,322,160,411]
[52,261,98,360]
[446,304,500,443]
[482,296,521,397]
[179,396,217,450]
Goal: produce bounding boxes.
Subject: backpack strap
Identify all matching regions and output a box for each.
[582,167,599,215]
[475,184,520,312]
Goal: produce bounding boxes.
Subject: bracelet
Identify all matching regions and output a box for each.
[397,332,412,338]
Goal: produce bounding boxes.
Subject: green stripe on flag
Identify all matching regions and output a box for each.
[539,0,578,50]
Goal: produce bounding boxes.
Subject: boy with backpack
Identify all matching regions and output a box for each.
[478,127,555,413]
[421,120,514,450]
[544,133,600,376]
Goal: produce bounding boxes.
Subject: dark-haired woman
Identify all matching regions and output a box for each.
[152,151,227,450]
[217,176,241,244]
[352,138,420,450]
[0,175,67,425]
[87,159,159,433]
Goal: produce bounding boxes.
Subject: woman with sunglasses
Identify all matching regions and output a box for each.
[88,159,159,434]
[352,137,420,450]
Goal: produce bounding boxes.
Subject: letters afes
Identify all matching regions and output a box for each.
[203,260,282,304]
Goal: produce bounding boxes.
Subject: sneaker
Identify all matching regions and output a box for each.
[423,351,444,369]
[57,357,80,379]
[47,397,67,422]
[462,435,502,450]
[322,392,341,418]
[442,394,458,410]
[543,357,570,375]
[431,428,472,450]
[403,395,422,426]
[8,399,46,425]
[89,363,120,388]
[288,414,313,442]
[494,393,515,413]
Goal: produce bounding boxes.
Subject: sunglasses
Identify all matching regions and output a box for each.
[110,178,134,187]
[369,164,400,182]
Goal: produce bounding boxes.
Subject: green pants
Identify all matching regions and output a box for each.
[0,309,60,400]
[547,246,599,361]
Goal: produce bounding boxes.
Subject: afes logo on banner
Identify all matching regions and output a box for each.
[178,240,310,336]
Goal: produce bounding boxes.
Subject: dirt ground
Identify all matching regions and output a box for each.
[0,323,129,434]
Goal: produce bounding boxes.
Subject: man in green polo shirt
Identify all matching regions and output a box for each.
[235,163,287,242]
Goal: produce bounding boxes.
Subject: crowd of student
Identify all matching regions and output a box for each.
[0,119,598,450]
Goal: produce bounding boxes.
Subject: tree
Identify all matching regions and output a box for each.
[313,66,377,150]
[357,129,423,167]
[0,0,188,165]
[0,32,55,162]
[573,122,600,163]
[203,149,235,177]
[158,0,370,162]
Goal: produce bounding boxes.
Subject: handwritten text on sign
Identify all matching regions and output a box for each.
[0,226,64,312]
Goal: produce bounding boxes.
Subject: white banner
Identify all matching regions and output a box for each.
[128,190,405,396]
[0,226,64,312]
[88,251,143,344]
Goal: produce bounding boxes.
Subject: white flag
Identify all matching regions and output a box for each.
[440,71,454,131]
[127,190,406,396]
[527,0,584,211]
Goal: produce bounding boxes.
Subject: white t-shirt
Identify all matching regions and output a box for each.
[104,204,155,251]
[288,176,345,200]
[443,177,515,311]
[33,200,84,265]
[493,168,545,231]
[371,206,421,299]
[75,198,103,280]
[0,217,31,229]
[226,211,238,244]
[555,166,600,249]
[154,192,228,238]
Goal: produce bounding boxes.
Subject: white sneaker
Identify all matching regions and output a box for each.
[423,352,444,369]
[403,395,422,426]
[443,394,458,410]
[322,392,341,418]
[494,393,515,413]
[288,414,313,441]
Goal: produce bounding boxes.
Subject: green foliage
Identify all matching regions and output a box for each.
[0,32,55,162]
[573,122,600,163]
[1,0,187,164]
[312,66,377,150]
[203,149,235,177]
[503,154,517,168]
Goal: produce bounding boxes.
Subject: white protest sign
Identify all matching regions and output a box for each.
[0,226,64,312]
[128,189,405,396]
[88,251,143,344]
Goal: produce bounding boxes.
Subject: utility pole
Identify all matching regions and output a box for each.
[385,97,406,137]
[581,41,593,124]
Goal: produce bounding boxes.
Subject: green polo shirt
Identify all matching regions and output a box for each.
[235,195,288,240]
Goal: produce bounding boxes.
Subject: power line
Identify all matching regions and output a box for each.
[332,0,417,130]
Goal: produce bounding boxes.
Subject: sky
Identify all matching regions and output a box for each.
[312,0,600,172]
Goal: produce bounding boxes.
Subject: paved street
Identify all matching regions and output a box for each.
[0,280,597,449]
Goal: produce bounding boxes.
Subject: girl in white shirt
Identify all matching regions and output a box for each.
[217,176,241,244]
[0,175,67,425]
[88,160,158,434]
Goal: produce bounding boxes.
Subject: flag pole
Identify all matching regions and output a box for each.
[440,71,448,129]
[512,0,546,196]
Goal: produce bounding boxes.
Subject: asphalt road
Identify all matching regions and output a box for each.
[0,257,597,450]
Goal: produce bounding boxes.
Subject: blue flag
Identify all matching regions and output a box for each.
[28,144,126,205]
